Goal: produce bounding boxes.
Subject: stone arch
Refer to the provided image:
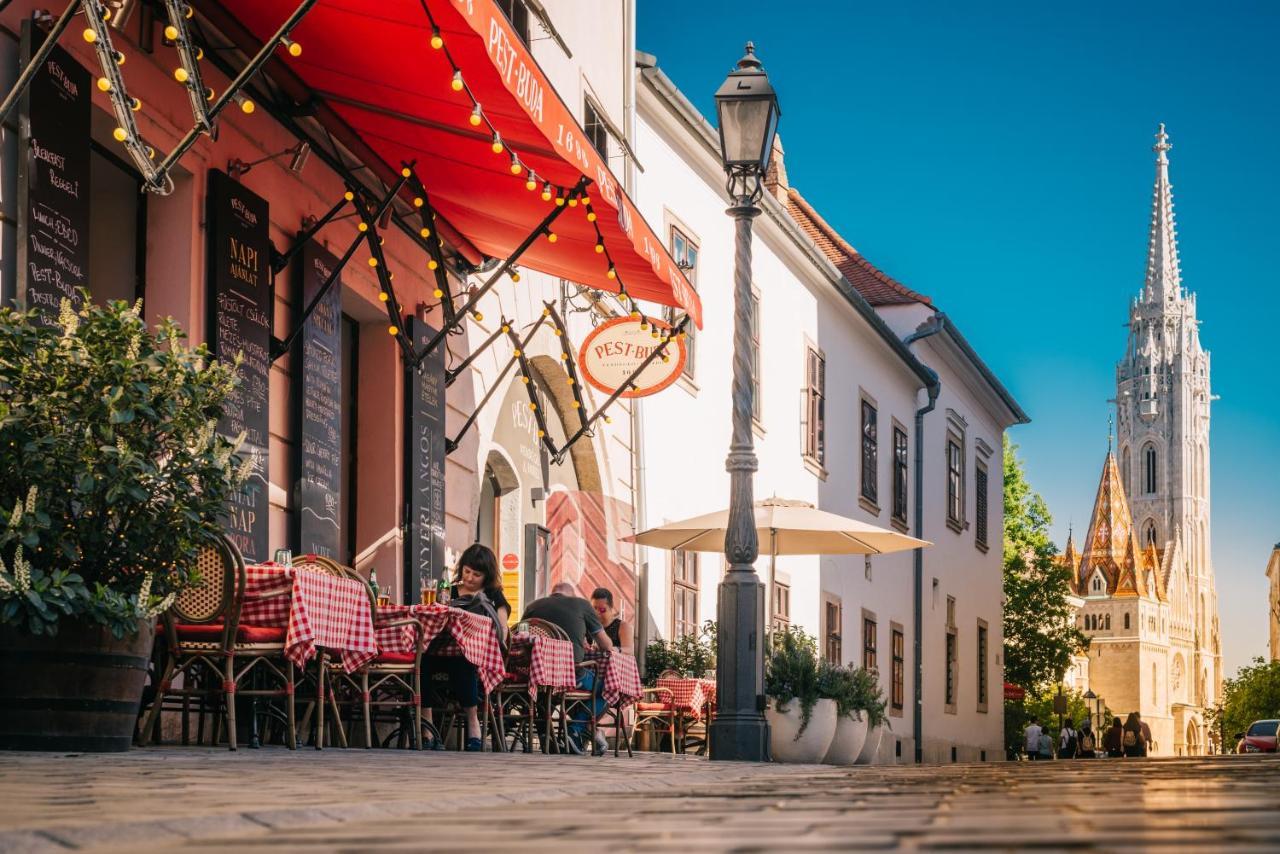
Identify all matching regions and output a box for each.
[1142,518,1158,547]
[473,445,521,553]
[1186,720,1200,755]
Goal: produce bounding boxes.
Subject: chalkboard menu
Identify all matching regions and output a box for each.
[294,241,342,559]
[404,316,447,597]
[207,169,271,563]
[15,23,90,324]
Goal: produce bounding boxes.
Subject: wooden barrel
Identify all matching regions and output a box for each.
[0,618,154,752]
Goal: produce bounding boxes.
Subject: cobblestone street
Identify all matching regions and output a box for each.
[1,750,1278,852]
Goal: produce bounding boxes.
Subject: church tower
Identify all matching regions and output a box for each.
[1113,124,1221,726]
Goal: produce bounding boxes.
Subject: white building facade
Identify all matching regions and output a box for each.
[631,54,1026,764]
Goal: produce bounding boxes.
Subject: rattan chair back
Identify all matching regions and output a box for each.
[293,554,347,578]
[523,617,571,643]
[171,534,241,624]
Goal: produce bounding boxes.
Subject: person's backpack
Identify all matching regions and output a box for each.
[1080,731,1096,752]
[1063,728,1078,756]
[1122,729,1137,748]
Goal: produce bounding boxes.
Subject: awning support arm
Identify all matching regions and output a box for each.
[553,315,689,465]
[412,175,589,370]
[270,193,351,275]
[156,0,318,178]
[544,300,588,414]
[0,1,79,123]
[401,164,458,324]
[445,321,508,388]
[269,173,409,362]
[445,315,548,455]
[506,324,562,459]
[352,169,420,363]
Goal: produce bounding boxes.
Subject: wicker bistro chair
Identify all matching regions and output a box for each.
[631,669,683,755]
[493,618,563,753]
[139,534,296,751]
[521,619,604,755]
[319,558,427,750]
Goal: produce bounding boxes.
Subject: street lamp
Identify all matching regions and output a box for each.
[708,43,780,763]
[1083,689,1097,734]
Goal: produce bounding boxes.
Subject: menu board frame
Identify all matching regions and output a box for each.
[293,240,343,560]
[404,315,447,599]
[206,169,272,564]
[14,21,91,323]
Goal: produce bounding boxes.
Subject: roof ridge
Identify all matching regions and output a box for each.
[785,188,932,306]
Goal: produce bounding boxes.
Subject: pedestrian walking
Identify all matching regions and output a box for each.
[1104,717,1125,757]
[1078,720,1097,759]
[1023,717,1043,761]
[1059,720,1079,759]
[1037,730,1055,760]
[1123,712,1143,758]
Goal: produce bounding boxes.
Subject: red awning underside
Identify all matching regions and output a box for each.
[215,0,701,326]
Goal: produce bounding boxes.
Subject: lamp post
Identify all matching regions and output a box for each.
[708,43,780,763]
[1083,689,1097,735]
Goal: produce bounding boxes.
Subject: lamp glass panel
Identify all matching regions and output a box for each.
[718,98,774,167]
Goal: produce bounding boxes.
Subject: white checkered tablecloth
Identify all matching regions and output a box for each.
[240,564,376,672]
[510,634,577,695]
[656,676,717,720]
[374,603,506,694]
[585,650,643,709]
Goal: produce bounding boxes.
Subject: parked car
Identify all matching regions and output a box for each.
[1235,720,1279,753]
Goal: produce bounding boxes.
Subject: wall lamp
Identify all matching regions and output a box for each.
[228,140,310,178]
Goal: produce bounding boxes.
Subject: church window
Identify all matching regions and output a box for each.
[1104,613,1111,630]
[1121,446,1131,493]
[1124,612,1130,630]
[1143,520,1157,547]
[1142,444,1158,494]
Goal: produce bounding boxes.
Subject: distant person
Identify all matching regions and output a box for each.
[1104,717,1125,757]
[523,582,613,754]
[1023,717,1043,761]
[590,587,632,654]
[1059,720,1079,759]
[1037,730,1055,760]
[1078,720,1097,759]
[1137,712,1153,757]
[1123,712,1143,757]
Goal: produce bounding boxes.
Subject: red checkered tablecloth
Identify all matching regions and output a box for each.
[240,564,377,672]
[373,603,506,694]
[656,676,717,720]
[584,650,643,709]
[510,634,577,695]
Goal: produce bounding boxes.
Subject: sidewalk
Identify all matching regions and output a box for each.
[2,749,1278,851]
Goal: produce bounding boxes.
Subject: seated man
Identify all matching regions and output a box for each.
[523,582,613,754]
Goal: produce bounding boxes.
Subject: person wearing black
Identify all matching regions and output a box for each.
[590,587,632,654]
[423,543,508,751]
[523,582,613,753]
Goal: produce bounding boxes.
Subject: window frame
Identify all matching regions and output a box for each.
[974,459,989,551]
[860,398,879,508]
[803,346,826,470]
[946,434,965,531]
[1143,443,1158,495]
[582,98,610,159]
[890,624,905,714]
[666,224,699,383]
[771,580,791,634]
[944,595,957,714]
[891,425,909,526]
[671,549,699,639]
[822,594,843,664]
[862,612,878,672]
[976,619,989,713]
[494,0,530,44]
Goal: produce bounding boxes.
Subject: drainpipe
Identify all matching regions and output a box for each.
[904,313,944,764]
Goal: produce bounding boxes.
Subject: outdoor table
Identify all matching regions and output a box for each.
[584,649,643,708]
[373,603,505,693]
[656,675,717,721]
[240,563,377,672]
[509,634,577,695]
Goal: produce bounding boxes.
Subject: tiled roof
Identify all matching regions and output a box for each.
[783,188,931,307]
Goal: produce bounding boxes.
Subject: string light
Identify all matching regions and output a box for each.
[595,240,605,254]
[344,191,355,201]
[525,171,537,191]
[546,231,558,243]
[473,311,484,322]
[430,27,444,49]
[163,25,179,41]
[233,92,254,114]
[130,97,142,112]
[541,183,553,202]
[509,154,522,175]
[413,196,425,208]
[528,402,537,411]
[112,127,128,142]
[281,37,302,57]
[83,28,97,44]
[419,226,432,239]
[490,133,504,155]
[378,292,389,303]
[451,70,464,92]
[114,51,126,66]
[97,77,111,92]
[568,196,579,207]
[357,222,369,232]
[173,67,189,83]
[204,87,215,101]
[607,265,617,280]
[367,258,378,267]
[427,259,439,270]
[510,270,521,282]
[555,191,565,207]
[586,207,597,223]
[433,287,444,299]
[469,104,483,127]
[387,324,399,336]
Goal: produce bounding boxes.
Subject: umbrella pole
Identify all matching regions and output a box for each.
[766,531,777,630]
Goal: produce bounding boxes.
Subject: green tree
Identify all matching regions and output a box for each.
[1002,436,1088,693]
[1216,657,1280,748]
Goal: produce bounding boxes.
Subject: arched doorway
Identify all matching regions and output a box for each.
[1185,721,1200,755]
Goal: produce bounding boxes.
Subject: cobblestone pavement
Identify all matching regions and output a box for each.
[1,749,1278,852]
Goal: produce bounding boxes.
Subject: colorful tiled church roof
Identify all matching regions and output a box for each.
[1074,450,1166,601]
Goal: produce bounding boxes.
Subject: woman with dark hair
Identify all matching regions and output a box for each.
[1104,716,1125,758]
[422,543,510,750]
[1122,712,1143,758]
[589,587,632,654]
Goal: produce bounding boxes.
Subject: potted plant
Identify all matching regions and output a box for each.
[764,627,836,763]
[820,663,887,765]
[853,671,890,765]
[642,619,716,685]
[0,297,247,751]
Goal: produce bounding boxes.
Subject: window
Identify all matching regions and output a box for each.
[667,227,698,380]
[892,426,908,524]
[891,627,905,712]
[772,582,791,633]
[494,0,530,44]
[1122,446,1132,493]
[977,620,989,711]
[672,550,699,639]
[975,461,989,549]
[804,348,826,467]
[1091,573,1104,594]
[749,287,762,422]
[862,615,877,672]
[1143,443,1158,494]
[1104,613,1111,630]
[860,400,878,504]
[946,436,964,527]
[945,596,957,711]
[583,98,610,159]
[1124,612,1130,630]
[823,598,842,663]
[1143,519,1157,547]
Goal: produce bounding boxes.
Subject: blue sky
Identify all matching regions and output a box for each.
[638,0,1280,676]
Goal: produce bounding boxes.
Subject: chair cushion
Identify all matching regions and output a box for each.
[374,650,417,665]
[636,701,675,712]
[175,622,286,644]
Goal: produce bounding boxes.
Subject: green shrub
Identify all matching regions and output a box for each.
[766,627,820,738]
[643,619,716,685]
[818,661,888,729]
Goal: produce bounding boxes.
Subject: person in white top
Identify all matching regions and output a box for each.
[1023,718,1043,760]
[1059,721,1079,759]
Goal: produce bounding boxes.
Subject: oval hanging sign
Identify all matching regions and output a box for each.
[578,316,687,399]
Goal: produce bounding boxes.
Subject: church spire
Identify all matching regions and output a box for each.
[1143,123,1182,304]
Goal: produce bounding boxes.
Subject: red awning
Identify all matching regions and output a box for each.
[213,0,702,327]
[1003,682,1025,701]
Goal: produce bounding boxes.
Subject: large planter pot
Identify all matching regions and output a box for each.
[0,617,154,752]
[854,723,886,765]
[822,713,869,765]
[766,697,837,763]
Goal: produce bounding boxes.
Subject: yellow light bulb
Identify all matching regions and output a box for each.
[513,349,522,357]
[130,97,142,112]
[195,47,204,60]
[285,39,302,57]
[430,30,444,50]
[97,77,111,92]
[573,401,581,409]
[146,146,155,159]
[587,211,597,223]
[388,325,398,336]
[83,28,97,44]
[662,354,670,363]
[378,236,385,245]
[502,325,511,333]
[240,97,254,114]
[358,222,369,232]
[567,377,574,386]
[164,25,179,40]
[112,127,128,142]
[419,227,431,239]
[491,137,504,155]
[378,292,389,302]
[594,243,605,254]
[474,312,483,322]
[511,272,521,282]
[427,259,439,271]
[367,257,378,267]
[541,183,552,201]
[528,401,537,410]
[640,322,648,331]
[413,196,424,208]
[630,310,640,319]
[582,195,592,206]
[101,6,112,21]
[543,308,550,317]
[522,376,530,384]
[469,106,482,126]
[509,159,522,175]
[560,352,568,361]
[537,429,545,438]
[114,51,126,66]
[607,267,617,280]
[568,197,578,207]
[555,196,565,207]
[344,191,355,201]
[185,6,194,19]
[553,328,562,337]
[525,175,537,191]
[604,416,612,424]
[174,67,189,83]
[547,232,558,243]
[205,87,215,101]
[433,288,444,299]
[451,71,464,92]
